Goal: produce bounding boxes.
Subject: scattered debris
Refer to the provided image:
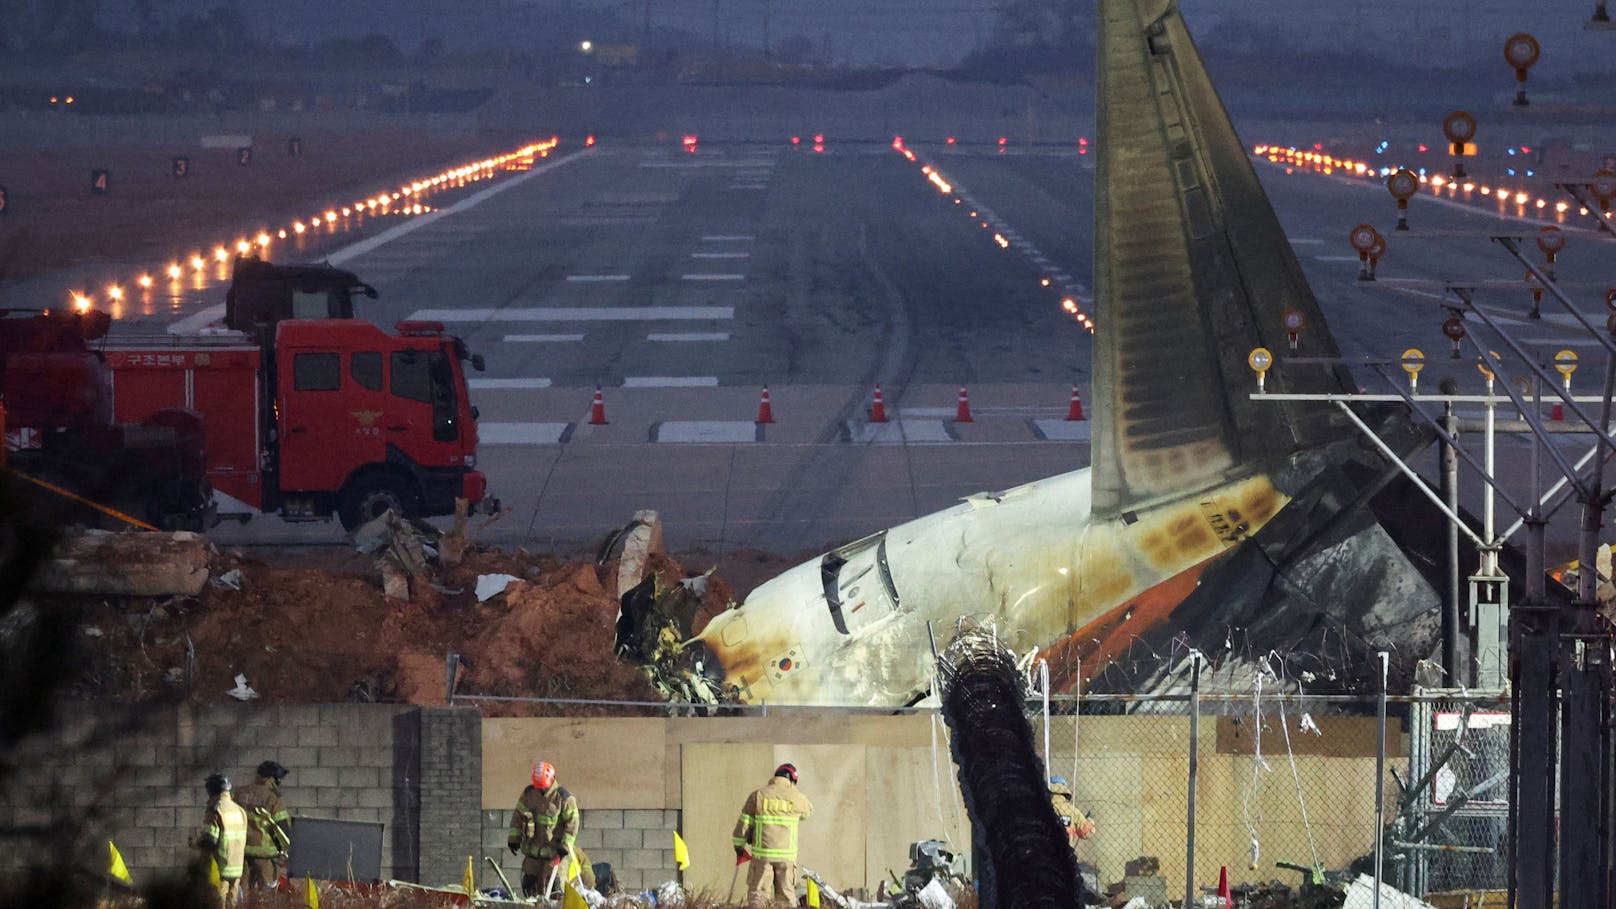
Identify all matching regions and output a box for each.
[1107,856,1166,907]
[612,509,665,598]
[476,574,522,602]
[613,571,724,704]
[225,673,259,701]
[32,530,210,597]
[211,568,244,591]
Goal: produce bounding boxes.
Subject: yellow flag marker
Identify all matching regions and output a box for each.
[464,855,477,895]
[208,856,222,887]
[807,877,821,908]
[107,840,133,885]
[564,878,590,909]
[568,850,582,883]
[672,831,690,871]
[305,874,320,909]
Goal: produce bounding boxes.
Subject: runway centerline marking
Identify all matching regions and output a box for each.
[408,306,734,322]
[691,252,750,259]
[469,378,553,389]
[682,273,745,281]
[701,235,755,242]
[624,376,720,388]
[566,274,630,282]
[505,333,585,342]
[648,332,729,342]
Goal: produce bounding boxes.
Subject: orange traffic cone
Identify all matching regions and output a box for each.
[870,384,889,423]
[955,385,973,422]
[1217,866,1231,909]
[588,386,608,425]
[1066,384,1085,421]
[756,386,775,424]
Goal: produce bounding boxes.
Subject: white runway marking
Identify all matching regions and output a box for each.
[691,252,750,259]
[566,274,630,282]
[681,273,745,281]
[480,422,572,445]
[1290,237,1326,244]
[409,306,734,322]
[504,333,585,342]
[469,378,553,389]
[648,332,729,342]
[702,235,755,242]
[654,421,760,443]
[623,376,720,388]
[1313,255,1362,262]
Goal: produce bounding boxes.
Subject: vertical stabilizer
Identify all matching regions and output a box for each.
[1091,0,1356,517]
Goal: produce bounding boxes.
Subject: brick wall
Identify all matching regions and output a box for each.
[481,806,682,894]
[417,708,482,886]
[0,704,421,882]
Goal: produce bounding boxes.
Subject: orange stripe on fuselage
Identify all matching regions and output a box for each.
[1039,553,1222,693]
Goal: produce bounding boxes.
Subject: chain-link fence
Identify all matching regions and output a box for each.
[1019,688,1511,903]
[454,683,1515,901]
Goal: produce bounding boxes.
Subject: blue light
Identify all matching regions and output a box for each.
[1526,170,1535,177]
[1507,148,1516,156]
[1507,168,1517,176]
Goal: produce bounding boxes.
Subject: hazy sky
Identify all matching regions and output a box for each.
[93,0,1616,71]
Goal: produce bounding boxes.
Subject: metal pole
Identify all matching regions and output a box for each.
[1185,653,1202,909]
[1374,652,1388,909]
[1442,403,1461,682]
[1040,659,1052,774]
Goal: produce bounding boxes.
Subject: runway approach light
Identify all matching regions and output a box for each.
[1350,222,1382,281]
[71,292,91,312]
[1476,350,1502,384]
[106,285,123,302]
[189,254,205,271]
[1401,348,1425,394]
[1247,348,1273,393]
[1441,110,1476,180]
[1591,170,1616,214]
[1538,225,1565,277]
[1281,306,1306,350]
[1555,350,1579,391]
[137,274,153,289]
[1504,33,1540,105]
[1443,316,1467,358]
[1387,169,1418,230]
[167,263,182,280]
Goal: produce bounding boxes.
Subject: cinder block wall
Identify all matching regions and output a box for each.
[0,704,440,883]
[480,806,681,894]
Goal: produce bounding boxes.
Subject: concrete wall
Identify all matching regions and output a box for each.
[0,704,478,885]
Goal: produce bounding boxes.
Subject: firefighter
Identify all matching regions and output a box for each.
[193,772,248,906]
[1049,777,1096,850]
[235,760,293,888]
[507,760,579,898]
[732,762,815,908]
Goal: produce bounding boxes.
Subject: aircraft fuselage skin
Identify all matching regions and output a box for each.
[693,468,1286,706]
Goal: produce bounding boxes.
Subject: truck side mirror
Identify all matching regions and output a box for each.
[471,354,486,372]
[359,283,379,299]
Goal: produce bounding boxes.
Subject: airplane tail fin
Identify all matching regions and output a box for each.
[1091,0,1357,517]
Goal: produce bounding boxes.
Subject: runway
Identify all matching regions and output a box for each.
[47,135,1616,553]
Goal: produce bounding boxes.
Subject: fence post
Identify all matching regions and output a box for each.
[1375,652,1389,909]
[1185,652,1202,909]
[1041,660,1052,773]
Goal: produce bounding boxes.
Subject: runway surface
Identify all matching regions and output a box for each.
[30,137,1616,553]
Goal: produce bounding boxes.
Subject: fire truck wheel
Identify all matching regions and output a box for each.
[338,472,419,531]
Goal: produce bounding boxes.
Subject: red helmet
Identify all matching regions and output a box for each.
[774,763,798,783]
[532,761,556,790]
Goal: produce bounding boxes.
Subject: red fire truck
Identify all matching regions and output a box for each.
[105,318,493,529]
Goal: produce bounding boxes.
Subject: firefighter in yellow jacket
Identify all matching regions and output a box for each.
[235,760,293,889]
[507,761,579,898]
[732,763,814,908]
[194,772,248,906]
[1049,777,1095,850]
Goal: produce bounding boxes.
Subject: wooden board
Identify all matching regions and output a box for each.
[680,742,772,896]
[482,718,667,809]
[864,742,972,893]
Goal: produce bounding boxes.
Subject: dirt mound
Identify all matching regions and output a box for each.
[52,540,795,712]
